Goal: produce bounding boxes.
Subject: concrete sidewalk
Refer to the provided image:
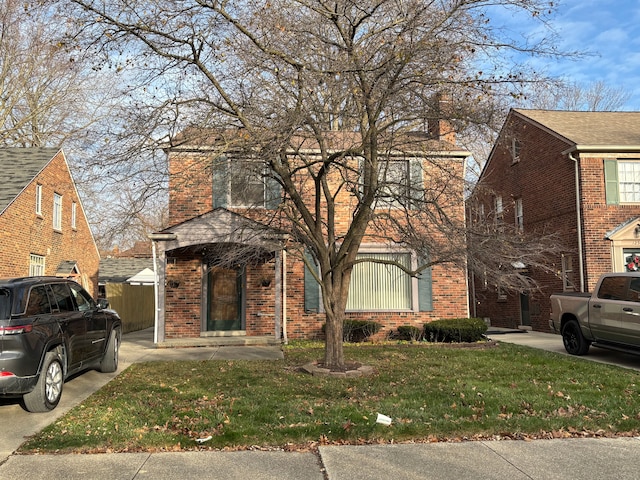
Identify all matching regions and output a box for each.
[2,437,640,479]
[4,328,640,479]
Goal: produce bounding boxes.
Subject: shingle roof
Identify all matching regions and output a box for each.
[0,148,60,213]
[99,257,154,283]
[514,109,640,147]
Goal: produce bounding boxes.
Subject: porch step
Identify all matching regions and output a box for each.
[157,335,280,348]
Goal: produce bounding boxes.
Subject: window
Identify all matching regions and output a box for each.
[511,138,521,163]
[213,157,281,209]
[29,254,45,276]
[597,276,627,300]
[69,282,94,312]
[347,252,413,310]
[561,254,574,292]
[605,159,640,204]
[49,283,74,312]
[53,193,62,230]
[494,196,503,223]
[378,159,409,208]
[514,198,523,232]
[71,202,77,229]
[304,248,433,313]
[35,184,42,215]
[25,286,51,316]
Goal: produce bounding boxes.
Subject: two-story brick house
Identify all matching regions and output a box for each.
[470,109,640,332]
[0,148,100,296]
[150,125,471,345]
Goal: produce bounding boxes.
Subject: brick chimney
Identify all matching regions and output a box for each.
[428,93,456,144]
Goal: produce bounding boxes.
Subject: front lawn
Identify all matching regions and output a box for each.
[19,342,640,453]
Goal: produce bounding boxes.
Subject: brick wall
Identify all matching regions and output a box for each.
[0,151,100,296]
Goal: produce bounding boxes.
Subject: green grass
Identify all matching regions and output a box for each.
[19,342,640,453]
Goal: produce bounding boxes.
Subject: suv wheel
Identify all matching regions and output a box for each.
[23,351,64,412]
[99,328,120,373]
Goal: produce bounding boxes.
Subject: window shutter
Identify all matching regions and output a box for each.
[304,251,320,312]
[604,159,619,205]
[265,173,282,210]
[212,156,228,208]
[418,264,433,311]
[409,159,424,209]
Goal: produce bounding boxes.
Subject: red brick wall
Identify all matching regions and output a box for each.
[0,151,100,296]
[164,145,470,339]
[471,114,579,332]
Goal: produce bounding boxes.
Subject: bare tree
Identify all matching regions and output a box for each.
[61,0,569,368]
[520,79,632,111]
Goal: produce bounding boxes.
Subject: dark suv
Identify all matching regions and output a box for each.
[0,277,121,412]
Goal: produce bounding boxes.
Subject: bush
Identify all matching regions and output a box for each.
[396,325,423,341]
[322,319,383,342]
[423,318,488,343]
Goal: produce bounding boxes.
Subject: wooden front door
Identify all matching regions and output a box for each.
[207,267,243,331]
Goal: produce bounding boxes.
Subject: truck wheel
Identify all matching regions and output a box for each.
[23,351,64,412]
[561,320,590,355]
[99,328,120,373]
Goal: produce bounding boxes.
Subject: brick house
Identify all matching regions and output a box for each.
[470,109,640,332]
[0,148,100,296]
[150,127,470,345]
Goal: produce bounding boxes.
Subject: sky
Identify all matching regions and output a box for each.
[493,0,640,110]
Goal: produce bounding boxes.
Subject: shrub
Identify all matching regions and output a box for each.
[423,318,488,343]
[322,319,383,342]
[396,325,423,341]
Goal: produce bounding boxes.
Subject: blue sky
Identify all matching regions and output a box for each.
[489,0,640,110]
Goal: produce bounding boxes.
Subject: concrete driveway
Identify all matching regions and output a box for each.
[0,328,283,463]
[491,329,640,371]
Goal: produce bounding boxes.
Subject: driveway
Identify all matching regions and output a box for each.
[491,329,640,371]
[0,328,282,463]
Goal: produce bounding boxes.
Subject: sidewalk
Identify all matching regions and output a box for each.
[2,437,640,479]
[3,328,640,479]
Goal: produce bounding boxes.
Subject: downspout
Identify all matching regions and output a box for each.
[151,240,159,344]
[282,249,288,344]
[568,152,586,292]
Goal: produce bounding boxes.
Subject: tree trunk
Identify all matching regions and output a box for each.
[323,310,345,369]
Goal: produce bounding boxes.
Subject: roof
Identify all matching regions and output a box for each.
[99,257,154,283]
[0,148,61,213]
[513,109,640,147]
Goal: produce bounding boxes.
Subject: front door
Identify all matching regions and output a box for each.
[520,293,531,327]
[207,267,243,331]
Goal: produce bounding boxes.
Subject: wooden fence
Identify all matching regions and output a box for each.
[104,283,155,333]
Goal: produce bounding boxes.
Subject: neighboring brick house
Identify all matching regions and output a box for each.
[150,126,470,344]
[470,109,640,332]
[0,148,100,296]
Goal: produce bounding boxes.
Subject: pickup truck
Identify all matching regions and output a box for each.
[550,272,640,356]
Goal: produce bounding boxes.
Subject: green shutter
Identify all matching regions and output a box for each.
[409,159,424,209]
[212,156,228,208]
[265,173,282,210]
[417,256,433,311]
[304,251,320,312]
[604,159,619,205]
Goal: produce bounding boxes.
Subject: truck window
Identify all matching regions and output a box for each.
[69,283,94,312]
[597,276,627,300]
[628,278,640,302]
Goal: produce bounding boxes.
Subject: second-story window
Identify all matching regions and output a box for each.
[213,157,281,209]
[53,193,62,231]
[511,138,521,163]
[605,159,640,204]
[515,198,523,232]
[35,184,42,215]
[494,196,503,224]
[71,202,77,229]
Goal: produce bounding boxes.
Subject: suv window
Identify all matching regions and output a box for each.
[69,283,94,312]
[0,288,10,320]
[49,283,75,312]
[25,286,52,316]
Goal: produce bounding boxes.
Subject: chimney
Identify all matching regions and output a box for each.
[428,93,456,144]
